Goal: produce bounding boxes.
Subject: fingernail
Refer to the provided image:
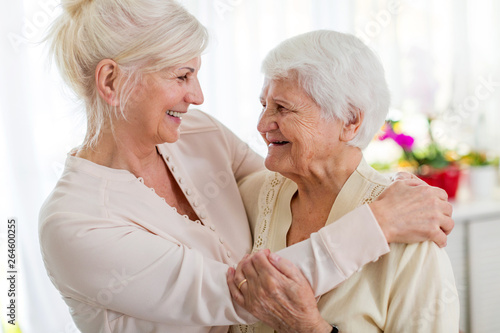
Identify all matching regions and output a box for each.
[269,253,281,263]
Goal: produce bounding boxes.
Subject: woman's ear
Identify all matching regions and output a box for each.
[95,59,120,106]
[340,105,364,142]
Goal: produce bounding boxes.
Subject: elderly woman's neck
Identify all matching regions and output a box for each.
[291,148,363,206]
[287,149,362,246]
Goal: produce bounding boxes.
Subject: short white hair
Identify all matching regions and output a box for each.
[262,30,390,149]
[46,0,208,148]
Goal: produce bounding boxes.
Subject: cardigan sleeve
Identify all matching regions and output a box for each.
[40,213,257,327]
[384,242,460,332]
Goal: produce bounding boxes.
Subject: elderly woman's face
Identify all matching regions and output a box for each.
[258,77,346,176]
[126,57,203,145]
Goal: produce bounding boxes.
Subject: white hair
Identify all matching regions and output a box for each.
[46,0,208,148]
[262,30,390,149]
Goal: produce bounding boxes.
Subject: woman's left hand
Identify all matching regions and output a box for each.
[227,249,332,333]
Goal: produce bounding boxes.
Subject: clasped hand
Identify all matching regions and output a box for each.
[227,249,332,333]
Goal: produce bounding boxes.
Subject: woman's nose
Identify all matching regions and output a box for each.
[186,79,204,105]
[257,107,278,134]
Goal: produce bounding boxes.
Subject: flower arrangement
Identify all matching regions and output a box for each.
[377,118,461,198]
[378,119,455,172]
[374,116,499,199]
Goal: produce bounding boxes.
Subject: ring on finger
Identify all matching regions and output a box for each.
[237,278,248,290]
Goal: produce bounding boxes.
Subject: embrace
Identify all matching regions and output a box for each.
[39,0,458,332]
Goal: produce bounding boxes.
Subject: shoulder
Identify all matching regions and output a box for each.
[238,169,269,191]
[386,241,454,279]
[180,109,226,134]
[356,158,391,187]
[39,156,137,239]
[349,158,391,206]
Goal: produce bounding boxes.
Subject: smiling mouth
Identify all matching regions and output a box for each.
[166,110,183,118]
[269,140,290,146]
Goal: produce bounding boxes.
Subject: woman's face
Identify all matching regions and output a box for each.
[125,57,204,145]
[257,77,347,178]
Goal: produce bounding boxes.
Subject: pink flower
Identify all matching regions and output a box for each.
[378,122,414,151]
[394,133,414,151]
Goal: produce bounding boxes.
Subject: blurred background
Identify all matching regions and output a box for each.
[1,0,499,332]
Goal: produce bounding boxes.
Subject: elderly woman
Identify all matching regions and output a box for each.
[229,30,459,332]
[40,1,454,332]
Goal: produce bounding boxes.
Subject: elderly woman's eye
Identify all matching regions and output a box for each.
[177,74,189,81]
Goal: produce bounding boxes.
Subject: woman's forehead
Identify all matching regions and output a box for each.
[261,77,305,100]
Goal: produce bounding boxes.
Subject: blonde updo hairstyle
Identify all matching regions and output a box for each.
[47,0,208,148]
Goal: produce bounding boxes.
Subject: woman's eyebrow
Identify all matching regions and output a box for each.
[274,98,293,107]
[177,67,195,73]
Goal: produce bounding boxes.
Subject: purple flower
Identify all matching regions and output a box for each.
[378,124,397,141]
[394,133,414,151]
[378,122,415,151]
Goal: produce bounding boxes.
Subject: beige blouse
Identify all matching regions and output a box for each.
[39,110,390,333]
[238,158,460,333]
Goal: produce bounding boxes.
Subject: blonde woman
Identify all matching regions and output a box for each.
[40,1,454,332]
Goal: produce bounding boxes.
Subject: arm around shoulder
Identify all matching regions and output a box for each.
[275,204,390,296]
[39,213,256,327]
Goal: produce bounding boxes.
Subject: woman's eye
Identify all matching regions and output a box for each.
[177,74,189,81]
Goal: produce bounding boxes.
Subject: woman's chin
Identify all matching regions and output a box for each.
[264,157,283,173]
[159,129,181,144]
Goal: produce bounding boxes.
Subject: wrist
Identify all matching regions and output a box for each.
[368,201,392,243]
[315,319,334,333]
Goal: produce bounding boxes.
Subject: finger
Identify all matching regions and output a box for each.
[234,254,254,287]
[430,186,449,201]
[391,178,427,189]
[431,228,447,248]
[439,216,454,235]
[227,267,245,306]
[268,253,306,283]
[392,171,412,181]
[393,171,426,184]
[247,250,275,280]
[441,201,453,218]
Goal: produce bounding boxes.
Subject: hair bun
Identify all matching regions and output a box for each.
[62,0,92,18]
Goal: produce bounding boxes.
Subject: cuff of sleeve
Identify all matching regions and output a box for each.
[318,204,390,279]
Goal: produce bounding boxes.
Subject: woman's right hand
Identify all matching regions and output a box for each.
[369,178,454,247]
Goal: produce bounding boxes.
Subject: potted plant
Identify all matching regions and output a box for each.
[378,119,461,199]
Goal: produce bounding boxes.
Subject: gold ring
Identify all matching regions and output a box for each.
[237,278,248,290]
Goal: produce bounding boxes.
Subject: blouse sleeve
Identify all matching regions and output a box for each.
[40,214,257,327]
[276,205,391,297]
[238,171,391,297]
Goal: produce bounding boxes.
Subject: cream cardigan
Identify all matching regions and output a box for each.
[238,159,459,333]
[39,110,390,333]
